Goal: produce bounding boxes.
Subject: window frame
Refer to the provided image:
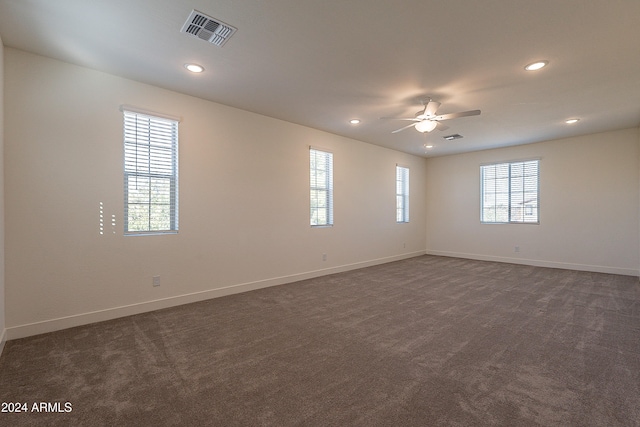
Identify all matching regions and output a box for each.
[309,147,334,227]
[396,165,410,223]
[480,159,539,224]
[122,107,179,235]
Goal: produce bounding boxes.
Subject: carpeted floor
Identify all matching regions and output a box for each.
[1,255,639,426]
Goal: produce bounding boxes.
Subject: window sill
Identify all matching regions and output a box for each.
[124,231,179,236]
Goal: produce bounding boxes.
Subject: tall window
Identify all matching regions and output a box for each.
[123,109,179,234]
[481,159,539,224]
[396,165,409,223]
[310,147,333,226]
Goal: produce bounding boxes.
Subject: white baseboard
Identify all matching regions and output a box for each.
[6,251,426,341]
[426,250,640,277]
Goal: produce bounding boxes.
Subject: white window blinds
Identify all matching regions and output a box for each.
[310,148,333,226]
[481,160,539,224]
[396,166,409,223]
[123,110,179,234]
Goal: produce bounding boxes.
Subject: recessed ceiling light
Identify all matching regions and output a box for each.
[349,119,361,125]
[184,63,205,73]
[524,60,549,71]
[565,118,580,124]
[424,144,434,149]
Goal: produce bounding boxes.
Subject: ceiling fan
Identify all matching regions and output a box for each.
[381,100,481,134]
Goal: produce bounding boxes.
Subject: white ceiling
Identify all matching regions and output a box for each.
[1,0,639,157]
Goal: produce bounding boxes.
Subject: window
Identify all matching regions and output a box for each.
[123,109,179,234]
[310,148,333,226]
[481,159,539,224]
[396,165,409,223]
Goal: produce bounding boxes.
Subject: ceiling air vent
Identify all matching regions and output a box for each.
[443,134,463,141]
[181,10,236,47]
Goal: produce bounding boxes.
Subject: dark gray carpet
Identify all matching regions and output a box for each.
[1,255,639,426]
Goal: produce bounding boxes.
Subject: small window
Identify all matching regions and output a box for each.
[481,159,539,224]
[396,165,409,223]
[123,109,179,234]
[310,148,333,226]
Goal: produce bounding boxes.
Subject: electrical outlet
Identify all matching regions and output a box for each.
[152,276,161,287]
[322,253,327,261]
[514,246,520,253]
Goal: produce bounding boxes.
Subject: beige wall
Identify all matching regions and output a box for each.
[0,36,6,353]
[426,127,640,275]
[5,46,638,342]
[4,48,427,338]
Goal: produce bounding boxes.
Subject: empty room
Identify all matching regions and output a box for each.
[0,1,639,426]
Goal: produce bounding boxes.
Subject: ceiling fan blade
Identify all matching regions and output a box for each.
[380,116,420,121]
[424,100,441,116]
[435,110,481,121]
[391,122,418,134]
[435,122,449,131]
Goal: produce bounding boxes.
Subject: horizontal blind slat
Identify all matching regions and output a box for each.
[123,110,179,233]
[481,160,539,223]
[310,148,333,226]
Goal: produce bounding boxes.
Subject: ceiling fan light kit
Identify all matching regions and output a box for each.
[415,120,438,133]
[381,99,481,135]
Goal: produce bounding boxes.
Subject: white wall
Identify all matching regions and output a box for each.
[0,36,6,355]
[426,127,640,275]
[4,48,427,339]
